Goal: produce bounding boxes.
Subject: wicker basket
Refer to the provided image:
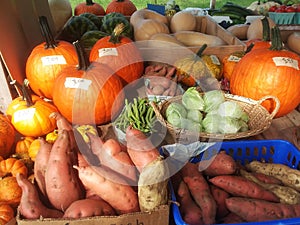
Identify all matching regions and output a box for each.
[152,94,280,144]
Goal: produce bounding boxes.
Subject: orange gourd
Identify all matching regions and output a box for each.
[230,26,300,118]
[28,139,42,162]
[89,23,144,85]
[0,176,22,207]
[0,157,28,178]
[26,16,78,99]
[7,80,58,137]
[106,0,137,16]
[74,0,105,16]
[14,136,35,159]
[53,41,125,125]
[0,204,15,225]
[0,113,15,158]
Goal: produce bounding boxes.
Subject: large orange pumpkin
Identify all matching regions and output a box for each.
[26,16,78,99]
[106,0,137,16]
[53,41,125,125]
[230,27,300,118]
[0,113,15,158]
[89,23,144,85]
[74,0,105,15]
[6,80,58,137]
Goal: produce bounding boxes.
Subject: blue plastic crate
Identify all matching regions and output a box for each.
[171,139,300,225]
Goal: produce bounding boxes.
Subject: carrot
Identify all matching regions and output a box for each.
[203,151,237,177]
[88,133,138,184]
[225,197,300,222]
[16,173,63,219]
[209,175,280,202]
[180,162,217,225]
[74,164,140,215]
[210,184,230,218]
[45,130,84,211]
[125,126,160,172]
[176,177,204,225]
[63,198,116,219]
[33,138,52,201]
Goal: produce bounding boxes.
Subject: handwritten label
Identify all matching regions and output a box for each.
[210,55,221,65]
[99,48,118,57]
[41,55,67,66]
[64,77,92,91]
[13,108,35,122]
[273,57,299,70]
[228,55,241,62]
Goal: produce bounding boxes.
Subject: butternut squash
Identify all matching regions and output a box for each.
[130,9,169,27]
[169,11,197,33]
[247,17,276,40]
[174,31,226,47]
[227,24,249,40]
[149,33,185,47]
[287,32,300,55]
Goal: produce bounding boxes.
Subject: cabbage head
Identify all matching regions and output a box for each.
[202,112,221,133]
[182,87,205,111]
[218,117,241,134]
[218,101,244,119]
[203,90,225,113]
[187,109,203,123]
[166,102,187,127]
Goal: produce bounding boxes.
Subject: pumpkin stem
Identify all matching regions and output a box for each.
[195,44,208,59]
[86,0,94,6]
[269,26,283,51]
[22,79,34,107]
[116,0,125,2]
[109,23,125,43]
[74,41,90,71]
[39,16,58,49]
[261,16,270,42]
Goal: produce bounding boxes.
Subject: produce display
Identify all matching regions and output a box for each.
[1,0,300,224]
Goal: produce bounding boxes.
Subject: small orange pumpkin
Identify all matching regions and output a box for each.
[0,113,15,158]
[15,136,35,159]
[89,23,144,85]
[0,158,28,178]
[7,80,58,137]
[74,0,105,15]
[230,26,300,118]
[28,139,42,162]
[0,176,22,207]
[106,0,137,16]
[0,204,15,224]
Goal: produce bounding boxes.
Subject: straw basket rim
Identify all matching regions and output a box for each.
[151,93,280,142]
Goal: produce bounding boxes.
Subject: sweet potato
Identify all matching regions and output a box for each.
[209,175,280,202]
[125,126,161,172]
[202,151,237,177]
[16,173,63,219]
[63,198,116,219]
[88,133,138,185]
[246,161,300,191]
[225,197,300,222]
[178,179,203,225]
[251,172,283,185]
[74,164,140,215]
[33,138,52,199]
[210,184,230,218]
[218,212,245,224]
[138,156,169,212]
[240,169,300,205]
[45,130,84,211]
[180,162,217,225]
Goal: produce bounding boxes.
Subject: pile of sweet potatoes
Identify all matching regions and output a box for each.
[171,150,300,224]
[16,112,169,220]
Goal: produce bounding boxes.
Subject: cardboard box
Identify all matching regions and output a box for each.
[136,15,246,62]
[16,204,170,225]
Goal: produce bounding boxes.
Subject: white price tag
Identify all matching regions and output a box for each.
[64,77,92,91]
[210,55,220,65]
[13,108,36,122]
[273,57,299,70]
[228,55,241,62]
[98,48,118,57]
[41,55,67,66]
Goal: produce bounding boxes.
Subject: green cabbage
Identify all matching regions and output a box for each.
[203,90,225,113]
[181,118,202,132]
[166,102,187,127]
[182,87,205,111]
[218,117,241,134]
[187,109,203,123]
[202,113,221,133]
[218,101,244,119]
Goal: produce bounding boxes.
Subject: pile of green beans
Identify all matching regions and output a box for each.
[114,97,156,134]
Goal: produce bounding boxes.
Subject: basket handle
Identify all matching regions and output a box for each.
[257,95,280,119]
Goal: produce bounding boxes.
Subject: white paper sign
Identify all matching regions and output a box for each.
[98,48,118,57]
[273,57,299,70]
[13,108,36,122]
[41,55,67,65]
[64,77,92,91]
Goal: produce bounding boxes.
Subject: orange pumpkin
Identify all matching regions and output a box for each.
[89,23,144,85]
[26,16,78,99]
[0,176,22,207]
[15,136,35,159]
[53,41,125,125]
[7,80,58,137]
[74,0,105,15]
[0,204,15,225]
[0,158,28,178]
[230,27,300,118]
[106,0,137,16]
[0,113,15,158]
[28,139,42,161]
